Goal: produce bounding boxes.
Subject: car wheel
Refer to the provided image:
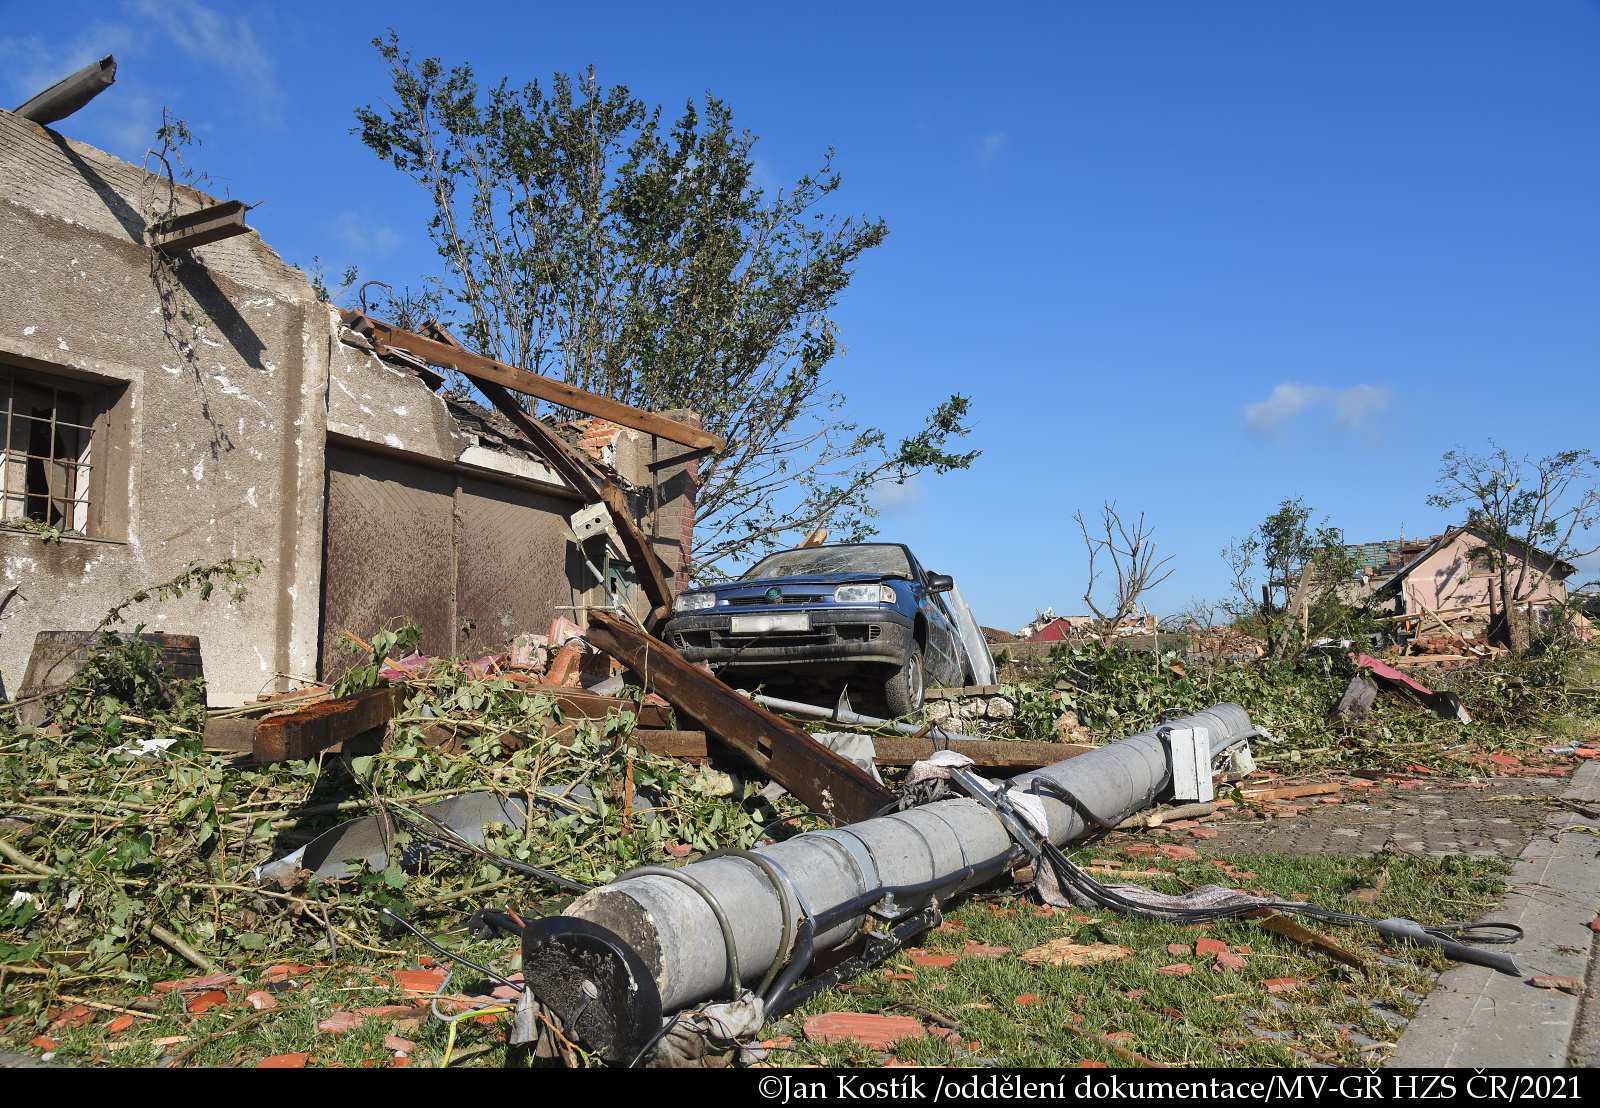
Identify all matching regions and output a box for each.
[882,648,926,717]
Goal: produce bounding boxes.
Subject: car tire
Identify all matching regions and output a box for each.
[882,648,926,717]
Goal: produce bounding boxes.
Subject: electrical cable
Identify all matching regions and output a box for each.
[385,798,594,894]
[378,907,524,992]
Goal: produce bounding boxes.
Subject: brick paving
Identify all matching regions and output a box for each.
[1118,776,1573,859]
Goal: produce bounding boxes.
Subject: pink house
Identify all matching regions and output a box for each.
[1369,524,1576,636]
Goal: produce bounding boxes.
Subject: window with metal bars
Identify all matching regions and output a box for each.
[1,369,95,535]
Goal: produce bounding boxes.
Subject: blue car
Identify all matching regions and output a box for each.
[662,542,991,715]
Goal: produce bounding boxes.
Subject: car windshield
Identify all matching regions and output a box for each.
[741,544,914,581]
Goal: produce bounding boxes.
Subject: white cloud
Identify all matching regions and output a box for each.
[873,475,925,513]
[1244,382,1393,438]
[977,130,1007,165]
[128,0,283,124]
[334,212,401,256]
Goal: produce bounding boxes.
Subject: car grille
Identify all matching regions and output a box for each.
[725,594,826,606]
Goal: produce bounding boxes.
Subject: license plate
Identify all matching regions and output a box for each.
[730,612,811,634]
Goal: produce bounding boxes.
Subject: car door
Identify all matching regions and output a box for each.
[910,558,963,686]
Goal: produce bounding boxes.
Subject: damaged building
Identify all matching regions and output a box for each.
[0,89,708,706]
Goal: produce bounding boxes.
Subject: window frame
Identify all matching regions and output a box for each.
[0,362,110,539]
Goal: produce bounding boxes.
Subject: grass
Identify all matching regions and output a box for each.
[778,848,1511,1069]
[0,848,1510,1068]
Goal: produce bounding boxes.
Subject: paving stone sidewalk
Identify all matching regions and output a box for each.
[1126,774,1573,858]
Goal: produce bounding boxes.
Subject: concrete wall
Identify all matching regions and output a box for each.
[0,107,698,705]
[0,107,331,705]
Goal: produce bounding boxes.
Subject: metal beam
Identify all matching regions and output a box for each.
[15,56,116,125]
[341,311,725,452]
[582,608,896,823]
[151,200,253,254]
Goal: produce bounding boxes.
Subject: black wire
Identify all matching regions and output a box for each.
[378,907,524,992]
[755,810,849,839]
[627,1010,687,1069]
[388,804,593,894]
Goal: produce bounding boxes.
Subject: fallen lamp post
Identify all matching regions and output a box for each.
[516,703,1261,1063]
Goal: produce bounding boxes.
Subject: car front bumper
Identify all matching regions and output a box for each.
[663,606,915,670]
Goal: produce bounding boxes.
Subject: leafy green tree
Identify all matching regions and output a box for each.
[1428,444,1600,652]
[354,35,978,577]
[1224,498,1360,658]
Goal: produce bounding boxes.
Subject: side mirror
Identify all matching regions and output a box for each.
[926,573,954,594]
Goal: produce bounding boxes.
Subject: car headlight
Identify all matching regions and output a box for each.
[673,591,717,613]
[834,584,897,603]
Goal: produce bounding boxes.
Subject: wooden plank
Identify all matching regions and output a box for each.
[870,737,1095,769]
[631,730,1094,771]
[253,686,407,762]
[1240,782,1341,801]
[201,717,256,753]
[583,609,895,822]
[543,688,672,729]
[342,311,725,452]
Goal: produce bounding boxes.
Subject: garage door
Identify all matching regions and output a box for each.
[320,445,582,678]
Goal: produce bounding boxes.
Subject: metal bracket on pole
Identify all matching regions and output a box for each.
[1164,726,1214,803]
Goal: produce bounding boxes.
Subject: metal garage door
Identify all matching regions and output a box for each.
[320,446,584,679]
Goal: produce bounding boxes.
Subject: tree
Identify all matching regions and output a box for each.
[354,35,978,578]
[1223,497,1359,658]
[1073,503,1175,640]
[1427,444,1600,652]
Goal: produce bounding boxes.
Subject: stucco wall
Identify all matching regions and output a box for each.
[0,106,701,704]
[0,108,330,705]
[1404,529,1569,622]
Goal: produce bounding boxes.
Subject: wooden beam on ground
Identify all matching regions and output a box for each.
[631,729,1095,771]
[870,737,1096,769]
[252,686,407,762]
[342,311,725,452]
[583,609,895,822]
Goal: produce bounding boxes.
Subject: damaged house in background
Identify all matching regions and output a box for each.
[0,81,714,706]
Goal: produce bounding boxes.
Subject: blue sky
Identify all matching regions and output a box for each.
[4,1,1597,631]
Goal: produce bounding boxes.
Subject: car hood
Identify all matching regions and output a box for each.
[713,572,906,590]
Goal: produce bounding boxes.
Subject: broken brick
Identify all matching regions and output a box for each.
[1102,1031,1135,1045]
[803,1012,927,1049]
[1014,994,1044,1006]
[1188,828,1219,839]
[260,963,313,985]
[186,990,229,1014]
[908,951,958,968]
[255,1053,310,1068]
[244,991,278,1011]
[1159,845,1199,860]
[393,968,448,994]
[318,1011,367,1033]
[106,1014,136,1035]
[1530,976,1584,995]
[1078,1060,1109,1068]
[154,972,236,994]
[960,942,1012,958]
[29,1035,60,1051]
[1155,963,1193,976]
[1215,951,1248,972]
[47,1003,93,1030]
[1195,937,1229,956]
[1167,943,1192,956]
[1264,978,1305,993]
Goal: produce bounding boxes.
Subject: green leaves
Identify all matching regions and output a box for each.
[356,37,977,576]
